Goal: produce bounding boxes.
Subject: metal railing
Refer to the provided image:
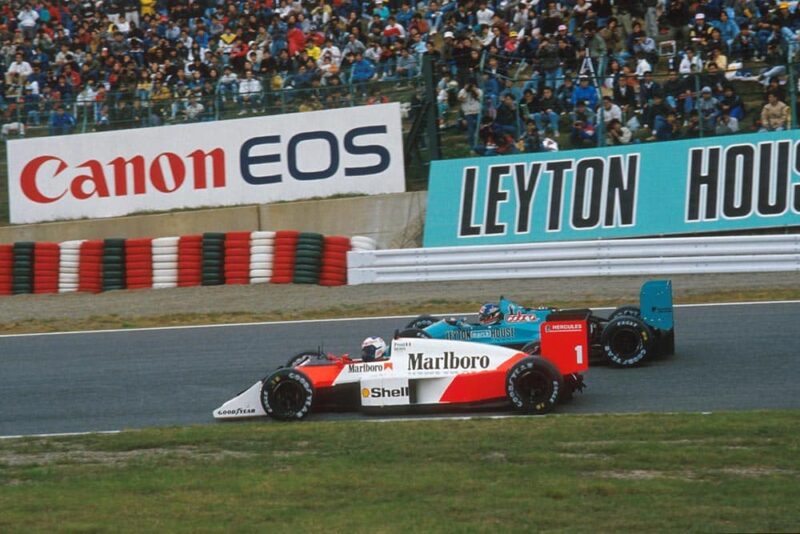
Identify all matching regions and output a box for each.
[346,235,800,284]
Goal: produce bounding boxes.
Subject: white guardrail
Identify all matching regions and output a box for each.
[346,235,800,285]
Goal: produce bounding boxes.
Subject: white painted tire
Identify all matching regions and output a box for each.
[60,240,85,250]
[250,231,276,240]
[153,281,178,289]
[152,256,178,264]
[152,237,180,246]
[250,245,274,254]
[350,236,378,250]
[250,237,275,245]
[249,257,273,272]
[249,269,273,278]
[250,277,270,284]
[152,246,178,255]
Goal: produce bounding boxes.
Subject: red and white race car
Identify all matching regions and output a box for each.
[214,311,591,421]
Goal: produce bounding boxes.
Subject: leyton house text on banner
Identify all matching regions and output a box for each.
[423,130,800,247]
[7,103,405,224]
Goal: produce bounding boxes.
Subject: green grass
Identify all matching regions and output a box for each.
[0,411,798,532]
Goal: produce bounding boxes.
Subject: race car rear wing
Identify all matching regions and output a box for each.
[640,280,673,332]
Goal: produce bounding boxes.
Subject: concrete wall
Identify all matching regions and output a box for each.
[0,192,427,249]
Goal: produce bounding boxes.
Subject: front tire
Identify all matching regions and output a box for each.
[506,357,563,415]
[260,368,314,421]
[601,316,653,367]
[405,314,439,329]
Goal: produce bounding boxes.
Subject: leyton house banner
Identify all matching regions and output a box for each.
[424,130,800,247]
[7,103,405,224]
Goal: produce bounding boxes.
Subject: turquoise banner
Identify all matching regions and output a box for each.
[424,130,800,247]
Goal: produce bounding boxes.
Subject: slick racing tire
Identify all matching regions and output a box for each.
[521,341,541,355]
[405,315,439,329]
[608,306,641,321]
[506,357,563,415]
[601,316,654,367]
[395,328,431,339]
[286,350,325,367]
[260,368,314,421]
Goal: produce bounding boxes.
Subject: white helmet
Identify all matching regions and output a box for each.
[361,336,387,362]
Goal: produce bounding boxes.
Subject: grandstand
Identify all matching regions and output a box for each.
[1,0,799,223]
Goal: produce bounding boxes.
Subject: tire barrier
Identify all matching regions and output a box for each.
[0,244,13,296]
[12,242,35,295]
[224,231,251,285]
[271,230,299,284]
[33,242,60,294]
[319,236,351,286]
[0,230,372,296]
[102,238,126,292]
[249,231,274,284]
[125,238,153,290]
[178,235,202,288]
[202,232,226,286]
[78,240,103,293]
[59,240,84,293]
[152,236,179,289]
[293,232,324,284]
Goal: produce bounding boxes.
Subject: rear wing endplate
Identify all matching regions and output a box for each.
[640,280,673,331]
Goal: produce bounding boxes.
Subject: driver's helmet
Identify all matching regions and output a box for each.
[478,303,502,325]
[361,336,387,362]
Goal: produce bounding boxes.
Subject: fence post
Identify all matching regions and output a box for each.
[422,54,441,161]
[789,61,797,129]
[694,72,703,138]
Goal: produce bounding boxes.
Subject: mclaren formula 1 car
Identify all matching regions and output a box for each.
[398,280,675,367]
[214,311,591,421]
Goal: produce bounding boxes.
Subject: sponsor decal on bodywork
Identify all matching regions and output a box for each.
[506,313,538,323]
[215,407,257,416]
[348,362,392,373]
[544,322,583,332]
[409,352,491,371]
[362,386,410,398]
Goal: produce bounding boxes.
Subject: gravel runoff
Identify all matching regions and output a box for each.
[0,272,798,323]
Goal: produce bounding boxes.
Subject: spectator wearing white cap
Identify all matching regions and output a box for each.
[689,12,714,48]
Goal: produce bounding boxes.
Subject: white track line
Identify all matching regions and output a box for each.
[0,300,799,339]
[0,430,121,440]
[0,412,719,439]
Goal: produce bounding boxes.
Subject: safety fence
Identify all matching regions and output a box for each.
[346,235,800,285]
[0,231,377,295]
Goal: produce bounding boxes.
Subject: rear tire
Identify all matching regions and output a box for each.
[405,315,439,329]
[506,357,563,415]
[260,369,314,421]
[601,316,654,367]
[608,306,641,321]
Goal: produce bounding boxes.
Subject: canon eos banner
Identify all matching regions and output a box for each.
[7,103,405,223]
[424,130,800,247]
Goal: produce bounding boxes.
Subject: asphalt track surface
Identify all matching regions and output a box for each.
[2,301,799,437]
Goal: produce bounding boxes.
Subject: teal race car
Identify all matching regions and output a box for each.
[397,280,675,367]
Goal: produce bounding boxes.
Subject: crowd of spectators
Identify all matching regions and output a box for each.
[0,0,798,152]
